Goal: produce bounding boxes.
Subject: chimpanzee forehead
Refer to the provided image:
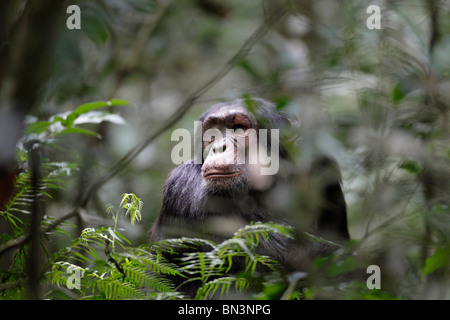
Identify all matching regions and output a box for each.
[201,102,257,125]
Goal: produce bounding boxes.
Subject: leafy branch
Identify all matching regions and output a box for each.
[0,100,127,263]
[24,99,127,141]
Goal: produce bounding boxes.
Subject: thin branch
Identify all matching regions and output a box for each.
[79,6,287,207]
[127,0,173,70]
[105,239,126,279]
[426,0,440,54]
[109,0,173,97]
[360,180,422,242]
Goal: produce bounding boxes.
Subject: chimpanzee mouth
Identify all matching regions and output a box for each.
[203,170,242,179]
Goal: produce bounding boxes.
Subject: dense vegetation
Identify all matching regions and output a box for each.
[0,0,449,300]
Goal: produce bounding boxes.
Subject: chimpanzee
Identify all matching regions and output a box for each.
[149,97,349,295]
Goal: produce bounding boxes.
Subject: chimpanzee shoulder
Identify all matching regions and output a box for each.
[160,160,204,218]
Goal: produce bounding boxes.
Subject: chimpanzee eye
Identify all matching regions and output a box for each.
[232,124,246,131]
[203,137,215,148]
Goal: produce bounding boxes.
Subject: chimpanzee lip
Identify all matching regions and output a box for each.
[203,170,242,178]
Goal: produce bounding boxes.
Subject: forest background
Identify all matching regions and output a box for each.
[0,0,449,300]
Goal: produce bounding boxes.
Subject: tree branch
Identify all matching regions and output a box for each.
[426,0,440,54]
[109,0,173,97]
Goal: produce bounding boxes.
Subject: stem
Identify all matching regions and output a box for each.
[27,144,42,299]
[111,211,119,251]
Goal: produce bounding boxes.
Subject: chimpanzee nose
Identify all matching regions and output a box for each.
[212,140,227,154]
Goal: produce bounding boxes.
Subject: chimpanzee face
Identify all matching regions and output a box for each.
[200,102,275,194]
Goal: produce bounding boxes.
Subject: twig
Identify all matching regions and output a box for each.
[105,239,126,279]
[360,179,421,242]
[127,0,173,69]
[426,0,440,53]
[109,0,173,97]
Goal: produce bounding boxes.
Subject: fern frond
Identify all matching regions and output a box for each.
[303,231,342,249]
[0,172,31,235]
[195,276,250,300]
[1,162,76,237]
[120,193,143,225]
[46,261,87,294]
[232,221,294,245]
[118,249,182,276]
[217,238,255,258]
[180,251,224,276]
[151,237,216,254]
[96,278,146,299]
[123,265,174,293]
[49,227,111,265]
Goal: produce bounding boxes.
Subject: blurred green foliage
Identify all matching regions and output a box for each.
[1,0,450,300]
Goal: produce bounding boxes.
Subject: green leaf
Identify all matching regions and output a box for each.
[237,58,261,80]
[274,96,291,110]
[73,112,125,126]
[66,101,108,126]
[108,99,129,106]
[59,126,101,138]
[67,100,128,126]
[25,121,54,135]
[399,160,422,175]
[325,255,356,277]
[107,227,131,246]
[82,9,111,45]
[72,251,92,263]
[113,230,132,245]
[108,227,124,244]
[423,246,450,276]
[73,101,110,114]
[120,193,143,225]
[392,82,406,104]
